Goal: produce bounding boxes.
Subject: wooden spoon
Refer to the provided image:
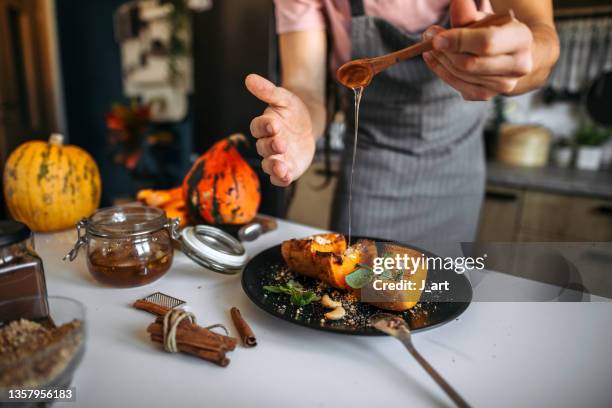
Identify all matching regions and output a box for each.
[337,11,515,89]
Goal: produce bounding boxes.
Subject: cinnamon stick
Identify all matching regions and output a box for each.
[230,307,257,347]
[147,321,237,350]
[149,334,229,367]
[136,301,237,366]
[152,316,237,347]
[133,299,170,316]
[148,329,229,353]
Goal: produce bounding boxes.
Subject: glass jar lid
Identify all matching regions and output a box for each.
[65,205,179,262]
[87,205,169,238]
[180,225,247,274]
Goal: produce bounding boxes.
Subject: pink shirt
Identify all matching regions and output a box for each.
[274,0,450,71]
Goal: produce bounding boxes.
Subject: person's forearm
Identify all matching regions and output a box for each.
[282,83,328,141]
[508,22,559,95]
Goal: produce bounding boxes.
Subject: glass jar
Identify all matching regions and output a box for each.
[66,206,179,288]
[0,221,49,322]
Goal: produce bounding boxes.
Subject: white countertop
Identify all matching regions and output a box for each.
[35,219,612,408]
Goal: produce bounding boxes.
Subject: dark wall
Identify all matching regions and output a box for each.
[55,0,192,205]
[56,0,129,205]
[192,0,275,152]
[55,0,282,213]
[192,0,289,217]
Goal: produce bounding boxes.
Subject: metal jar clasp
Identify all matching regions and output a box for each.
[166,217,181,240]
[64,218,89,262]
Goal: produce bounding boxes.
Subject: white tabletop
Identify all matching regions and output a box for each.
[35,219,612,408]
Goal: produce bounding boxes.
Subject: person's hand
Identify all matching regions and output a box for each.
[422,0,534,101]
[245,74,316,187]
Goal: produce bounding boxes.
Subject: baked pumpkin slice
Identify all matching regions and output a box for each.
[281,234,376,289]
[356,243,428,311]
[281,234,427,311]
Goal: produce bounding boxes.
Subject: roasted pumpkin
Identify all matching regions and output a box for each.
[3,134,101,232]
[359,244,428,311]
[281,234,426,311]
[281,234,377,289]
[183,134,261,225]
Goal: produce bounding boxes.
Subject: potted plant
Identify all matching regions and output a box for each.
[552,137,573,168]
[574,123,611,171]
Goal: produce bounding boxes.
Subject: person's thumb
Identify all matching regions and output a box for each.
[245,73,292,107]
[450,0,480,27]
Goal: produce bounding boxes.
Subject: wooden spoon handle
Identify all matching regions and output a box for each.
[369,11,515,75]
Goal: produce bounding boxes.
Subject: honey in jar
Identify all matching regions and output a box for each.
[66,205,178,288]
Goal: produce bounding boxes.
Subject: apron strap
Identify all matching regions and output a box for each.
[350,0,365,17]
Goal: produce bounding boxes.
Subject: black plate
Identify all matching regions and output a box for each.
[241,239,472,335]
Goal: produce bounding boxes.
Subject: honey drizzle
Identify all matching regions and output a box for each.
[347,86,363,246]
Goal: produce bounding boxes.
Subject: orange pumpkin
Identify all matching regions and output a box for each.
[183,134,260,225]
[3,134,101,232]
[136,186,189,227]
[137,187,183,208]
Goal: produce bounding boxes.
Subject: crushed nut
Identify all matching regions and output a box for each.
[321,294,342,309]
[324,306,346,320]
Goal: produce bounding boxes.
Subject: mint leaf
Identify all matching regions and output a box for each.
[286,280,303,291]
[345,267,375,289]
[264,285,284,293]
[289,291,320,307]
[291,294,309,307]
[264,282,320,307]
[289,293,304,306]
[302,292,321,304]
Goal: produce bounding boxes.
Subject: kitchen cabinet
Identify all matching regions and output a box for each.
[477,187,523,241]
[479,188,612,242]
[479,162,612,242]
[520,192,612,241]
[0,0,58,218]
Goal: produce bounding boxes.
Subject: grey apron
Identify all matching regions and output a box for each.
[330,0,489,243]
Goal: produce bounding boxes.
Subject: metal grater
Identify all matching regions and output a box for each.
[141,292,186,309]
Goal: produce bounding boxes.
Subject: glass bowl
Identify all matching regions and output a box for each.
[0,296,86,402]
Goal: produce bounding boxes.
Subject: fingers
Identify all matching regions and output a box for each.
[441,50,532,77]
[262,156,292,186]
[245,73,293,107]
[423,51,496,101]
[250,115,279,138]
[256,135,287,157]
[270,175,291,187]
[422,18,533,99]
[251,119,291,185]
[251,127,292,186]
[433,20,533,56]
[428,50,519,94]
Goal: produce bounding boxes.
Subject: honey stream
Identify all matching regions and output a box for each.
[347,86,363,246]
